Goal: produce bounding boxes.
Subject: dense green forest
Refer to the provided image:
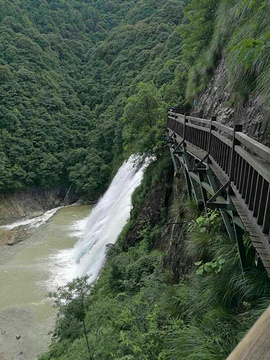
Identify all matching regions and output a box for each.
[1,0,269,196]
[0,0,186,196]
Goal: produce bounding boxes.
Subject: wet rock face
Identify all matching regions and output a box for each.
[160,173,193,283]
[190,59,270,146]
[124,165,192,282]
[124,168,173,249]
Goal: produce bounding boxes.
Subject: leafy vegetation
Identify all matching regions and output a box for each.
[182,0,270,103]
[122,82,166,156]
[2,0,268,197]
[40,157,270,360]
[49,275,92,350]
[2,0,270,196]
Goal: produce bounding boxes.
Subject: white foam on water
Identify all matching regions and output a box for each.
[46,248,77,288]
[1,207,62,230]
[68,217,89,238]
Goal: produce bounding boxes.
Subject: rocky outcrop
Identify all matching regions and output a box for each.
[0,226,30,246]
[160,173,193,283]
[124,167,173,249]
[0,188,76,226]
[190,59,270,146]
[124,161,192,283]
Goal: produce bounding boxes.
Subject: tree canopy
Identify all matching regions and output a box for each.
[0,0,186,197]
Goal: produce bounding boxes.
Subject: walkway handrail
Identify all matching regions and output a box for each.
[167,110,270,239]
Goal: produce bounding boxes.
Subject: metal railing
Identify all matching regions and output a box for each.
[167,110,270,238]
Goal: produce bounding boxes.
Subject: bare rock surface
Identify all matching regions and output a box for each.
[160,173,193,282]
[0,189,63,226]
[0,226,31,246]
[190,59,270,146]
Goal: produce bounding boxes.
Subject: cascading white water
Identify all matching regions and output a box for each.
[69,155,151,282]
[75,156,149,281]
[0,157,150,359]
[55,156,152,284]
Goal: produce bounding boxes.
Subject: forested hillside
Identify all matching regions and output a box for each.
[0,0,187,197]
[2,0,269,197]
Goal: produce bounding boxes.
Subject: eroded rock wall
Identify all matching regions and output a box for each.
[0,188,75,225]
[160,173,193,282]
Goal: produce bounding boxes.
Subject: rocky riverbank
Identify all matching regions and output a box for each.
[0,189,78,225]
[0,188,78,246]
[0,189,67,226]
[0,226,30,246]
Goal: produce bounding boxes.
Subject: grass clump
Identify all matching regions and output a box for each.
[182,0,270,105]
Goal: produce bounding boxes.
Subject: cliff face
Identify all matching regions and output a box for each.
[124,162,172,250]
[124,160,192,283]
[190,59,270,146]
[160,173,193,282]
[0,188,76,226]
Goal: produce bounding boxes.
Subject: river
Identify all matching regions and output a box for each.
[0,205,92,360]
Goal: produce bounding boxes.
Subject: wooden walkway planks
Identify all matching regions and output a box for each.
[227,306,270,360]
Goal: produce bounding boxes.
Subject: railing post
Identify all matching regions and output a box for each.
[207,116,216,163]
[228,124,242,195]
[183,113,188,147]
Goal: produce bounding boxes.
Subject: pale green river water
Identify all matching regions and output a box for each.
[0,205,92,360]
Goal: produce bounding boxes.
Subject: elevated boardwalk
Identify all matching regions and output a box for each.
[227,305,270,360]
[167,110,270,274]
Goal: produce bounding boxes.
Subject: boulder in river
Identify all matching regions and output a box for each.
[0,227,30,246]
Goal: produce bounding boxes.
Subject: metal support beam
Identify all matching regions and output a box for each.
[169,148,179,173]
[182,164,193,200]
[199,172,208,208]
[207,169,235,240]
[180,150,202,204]
[207,181,229,206]
[233,222,248,271]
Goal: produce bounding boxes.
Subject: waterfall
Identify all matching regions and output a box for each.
[70,155,151,282]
